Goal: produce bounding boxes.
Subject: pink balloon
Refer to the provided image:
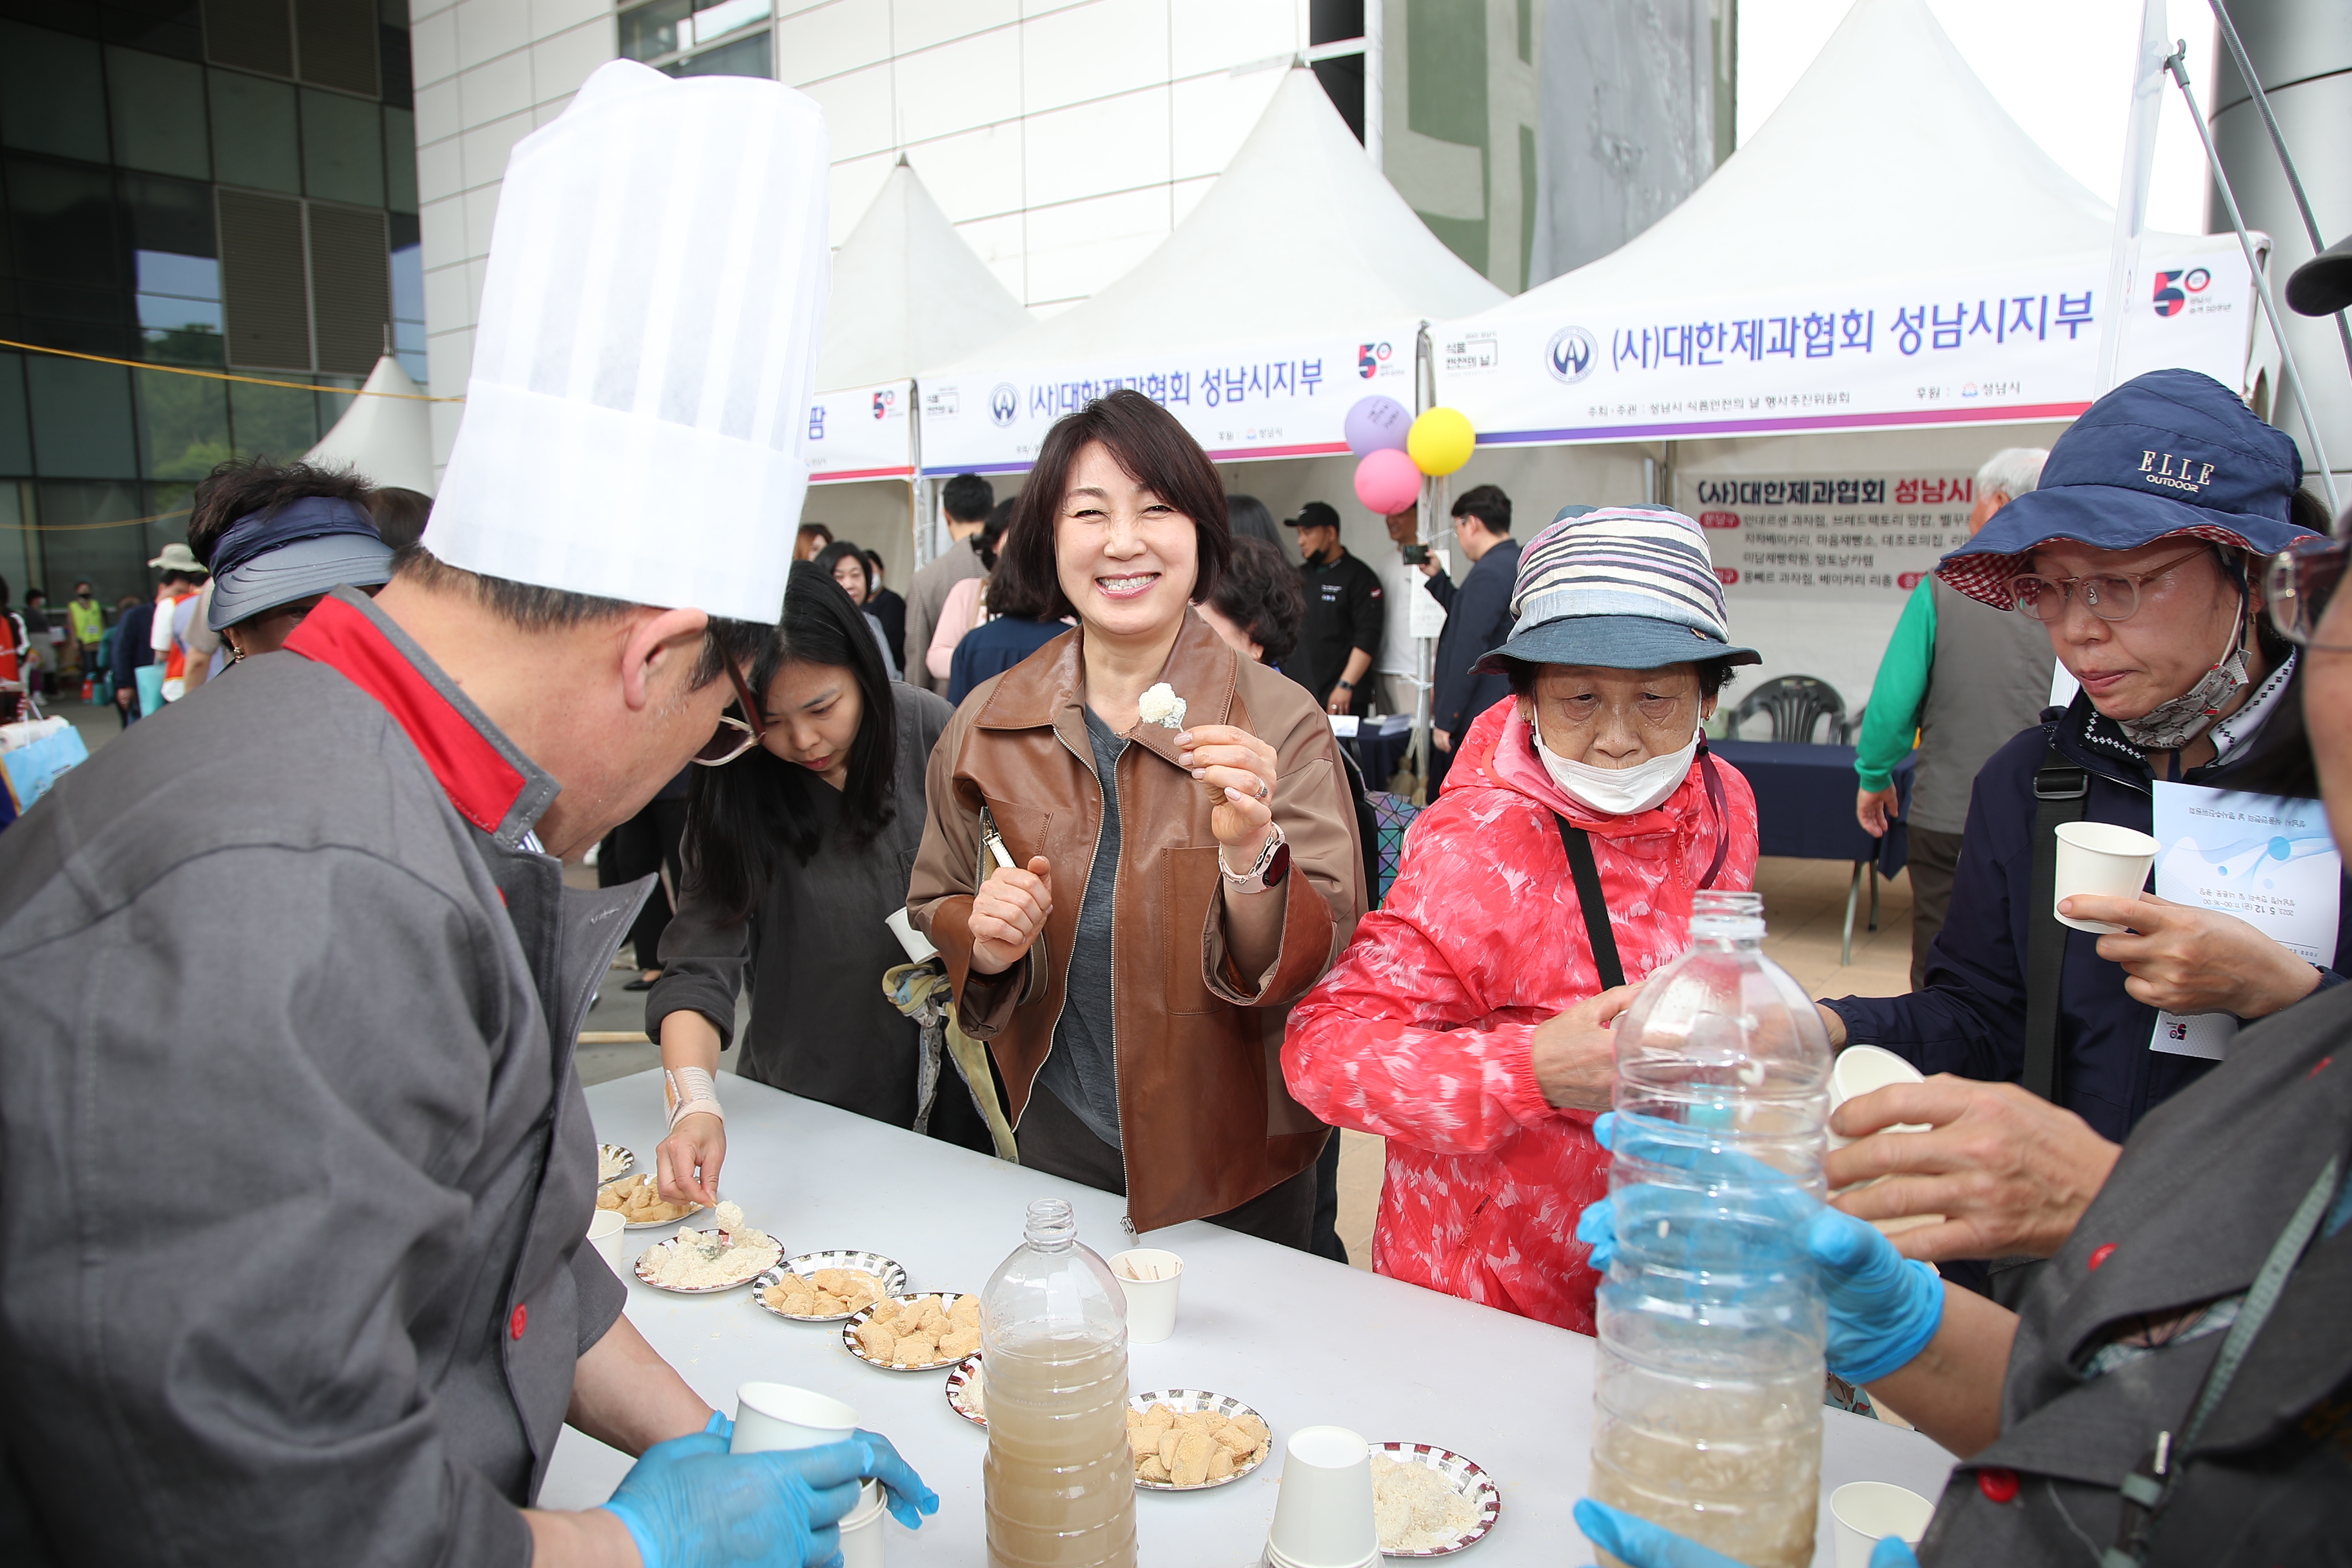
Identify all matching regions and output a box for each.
[1353,448,1423,514]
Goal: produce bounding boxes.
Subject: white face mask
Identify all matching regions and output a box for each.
[1534,725,1700,816]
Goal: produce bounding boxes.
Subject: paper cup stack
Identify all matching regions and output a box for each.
[1264,1426,1378,1568]
[732,1385,885,1567]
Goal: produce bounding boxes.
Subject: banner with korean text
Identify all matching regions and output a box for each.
[1677,469,1987,606]
[1434,242,2251,447]
[915,326,1420,475]
[805,380,915,484]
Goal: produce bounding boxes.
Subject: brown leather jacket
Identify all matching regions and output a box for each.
[908,609,1367,1233]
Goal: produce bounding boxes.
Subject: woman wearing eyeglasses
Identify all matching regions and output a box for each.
[651,562,991,1205]
[1805,369,2349,1293]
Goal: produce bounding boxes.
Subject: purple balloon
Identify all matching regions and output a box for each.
[1344,395,1412,458]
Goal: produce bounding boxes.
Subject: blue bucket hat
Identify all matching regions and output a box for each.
[1475,504,1759,674]
[1937,368,2315,608]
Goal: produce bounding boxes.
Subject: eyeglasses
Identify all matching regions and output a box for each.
[2264,535,2352,651]
[2006,547,2210,624]
[692,659,766,767]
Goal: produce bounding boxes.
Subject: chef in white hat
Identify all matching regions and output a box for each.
[0,60,935,1567]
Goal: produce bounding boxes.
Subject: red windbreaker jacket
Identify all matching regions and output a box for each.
[1282,698,1759,1333]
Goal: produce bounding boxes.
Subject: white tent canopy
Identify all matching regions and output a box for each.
[916,68,1505,474]
[1433,0,2251,450]
[805,161,1032,489]
[814,158,1030,393]
[305,353,436,495]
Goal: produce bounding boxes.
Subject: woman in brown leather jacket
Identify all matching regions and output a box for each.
[906,390,1367,1248]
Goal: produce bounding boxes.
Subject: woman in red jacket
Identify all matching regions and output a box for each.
[1283,505,1761,1332]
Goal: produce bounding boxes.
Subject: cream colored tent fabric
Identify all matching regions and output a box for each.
[304,354,435,495]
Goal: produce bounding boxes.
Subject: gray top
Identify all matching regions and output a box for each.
[1914,576,2055,832]
[0,587,628,1567]
[649,683,952,1122]
[1037,705,1126,1148]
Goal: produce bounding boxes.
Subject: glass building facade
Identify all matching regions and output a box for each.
[0,0,422,608]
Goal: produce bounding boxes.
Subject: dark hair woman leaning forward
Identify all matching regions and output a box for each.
[652,561,991,1204]
[906,389,1369,1247]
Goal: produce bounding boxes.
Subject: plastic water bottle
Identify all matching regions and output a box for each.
[1588,890,1833,1568]
[981,1197,1137,1568]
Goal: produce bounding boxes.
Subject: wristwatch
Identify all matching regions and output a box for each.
[1336,679,1355,691]
[1220,823,1291,895]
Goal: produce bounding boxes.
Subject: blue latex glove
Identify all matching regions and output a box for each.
[703,1409,735,1442]
[1574,1499,1921,1568]
[602,1427,939,1568]
[1582,1113,1945,1386]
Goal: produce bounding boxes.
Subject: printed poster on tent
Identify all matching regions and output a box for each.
[1432,244,2251,446]
[1674,469,1979,605]
[805,380,915,484]
[2147,781,2342,1061]
[916,326,1419,474]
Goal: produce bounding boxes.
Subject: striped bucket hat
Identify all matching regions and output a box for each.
[1473,504,1759,674]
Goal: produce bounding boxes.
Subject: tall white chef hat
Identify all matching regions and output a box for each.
[426,60,830,625]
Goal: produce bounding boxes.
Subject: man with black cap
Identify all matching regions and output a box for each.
[1286,499,1384,714]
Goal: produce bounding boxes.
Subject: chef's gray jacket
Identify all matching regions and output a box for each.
[0,587,635,1566]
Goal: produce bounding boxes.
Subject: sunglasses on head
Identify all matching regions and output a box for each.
[693,659,766,767]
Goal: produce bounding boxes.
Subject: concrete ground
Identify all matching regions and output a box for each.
[63,695,1916,1271]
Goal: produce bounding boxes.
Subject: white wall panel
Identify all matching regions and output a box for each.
[892,27,1021,145]
[903,120,1025,222]
[454,0,531,66]
[411,7,460,84]
[1019,0,1170,116]
[951,210,1028,300]
[418,192,466,269]
[891,0,1017,55]
[412,74,462,143]
[458,50,533,127]
[459,108,533,188]
[798,62,896,158]
[531,19,614,102]
[528,0,607,39]
[1021,84,1169,209]
[774,0,895,86]
[1168,0,1295,77]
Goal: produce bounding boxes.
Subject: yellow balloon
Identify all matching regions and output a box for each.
[1407,407,1476,476]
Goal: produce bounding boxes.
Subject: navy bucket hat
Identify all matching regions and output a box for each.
[1937,368,2315,608]
[1474,504,1758,674]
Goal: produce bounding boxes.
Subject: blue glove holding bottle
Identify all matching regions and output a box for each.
[601,1422,938,1568]
[1578,1112,1946,1386]
[1575,1498,1920,1568]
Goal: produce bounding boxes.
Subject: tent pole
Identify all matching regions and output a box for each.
[1411,322,1436,794]
[2206,0,2352,387]
[2166,44,2339,516]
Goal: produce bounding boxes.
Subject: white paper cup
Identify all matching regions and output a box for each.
[1830,1481,1934,1568]
[1111,1248,1182,1344]
[1827,1046,1930,1148]
[1828,1046,1943,1237]
[885,906,937,963]
[731,1384,857,1455]
[837,1478,887,1568]
[1266,1426,1378,1568]
[2052,821,2159,933]
[586,1210,625,1273]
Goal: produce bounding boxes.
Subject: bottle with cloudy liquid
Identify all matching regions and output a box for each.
[981,1197,1137,1568]
[1589,890,1832,1568]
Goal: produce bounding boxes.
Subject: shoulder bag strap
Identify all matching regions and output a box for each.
[1697,745,1731,890]
[2024,745,2090,1104]
[1554,814,1626,990]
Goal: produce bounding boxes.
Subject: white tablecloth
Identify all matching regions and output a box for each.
[548,1072,1955,1565]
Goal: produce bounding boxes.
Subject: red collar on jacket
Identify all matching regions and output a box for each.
[283,592,530,836]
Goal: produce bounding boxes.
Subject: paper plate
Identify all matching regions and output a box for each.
[1128,1389,1271,1491]
[839,1293,981,1371]
[632,1229,781,1295]
[945,1352,985,1426]
[751,1252,910,1322]
[1371,1443,1500,1556]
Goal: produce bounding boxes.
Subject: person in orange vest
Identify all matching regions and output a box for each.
[145,543,208,699]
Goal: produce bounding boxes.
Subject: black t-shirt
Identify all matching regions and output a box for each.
[1294,548,1384,705]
